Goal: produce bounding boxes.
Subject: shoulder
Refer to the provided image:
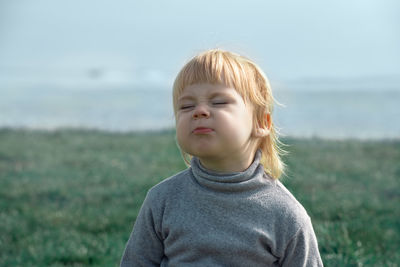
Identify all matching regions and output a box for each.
[145,168,191,203]
[259,179,318,257]
[269,182,323,265]
[264,179,312,231]
[130,169,192,240]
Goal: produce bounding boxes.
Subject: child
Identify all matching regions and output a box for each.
[120,49,323,266]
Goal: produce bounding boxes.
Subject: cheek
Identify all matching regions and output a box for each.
[236,110,255,137]
[175,115,187,131]
[175,119,188,145]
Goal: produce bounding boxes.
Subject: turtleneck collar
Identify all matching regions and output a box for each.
[190,150,273,193]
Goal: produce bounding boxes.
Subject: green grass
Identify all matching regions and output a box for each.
[0,129,399,266]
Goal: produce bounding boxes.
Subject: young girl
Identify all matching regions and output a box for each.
[121,49,323,266]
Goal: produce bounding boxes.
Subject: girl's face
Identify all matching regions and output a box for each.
[175,83,259,172]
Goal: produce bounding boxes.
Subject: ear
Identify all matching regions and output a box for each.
[254,113,271,138]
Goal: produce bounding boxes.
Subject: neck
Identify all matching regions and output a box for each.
[198,148,258,173]
[190,149,268,193]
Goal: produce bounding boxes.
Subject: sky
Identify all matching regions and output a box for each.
[0,0,399,88]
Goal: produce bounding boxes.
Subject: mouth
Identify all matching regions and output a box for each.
[192,127,214,134]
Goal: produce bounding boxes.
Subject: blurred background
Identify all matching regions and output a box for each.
[1,0,400,138]
[1,1,400,266]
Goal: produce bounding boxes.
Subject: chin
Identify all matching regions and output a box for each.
[188,147,219,159]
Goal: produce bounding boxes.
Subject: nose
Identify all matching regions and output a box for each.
[192,104,210,119]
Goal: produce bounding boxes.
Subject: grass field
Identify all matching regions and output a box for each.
[0,129,399,266]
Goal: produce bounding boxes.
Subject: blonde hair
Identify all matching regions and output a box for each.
[172,49,285,179]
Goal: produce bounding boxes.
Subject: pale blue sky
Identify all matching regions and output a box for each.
[1,0,399,87]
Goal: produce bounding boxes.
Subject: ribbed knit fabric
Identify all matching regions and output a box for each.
[121,151,323,266]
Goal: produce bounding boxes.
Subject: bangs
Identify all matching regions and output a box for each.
[173,50,256,113]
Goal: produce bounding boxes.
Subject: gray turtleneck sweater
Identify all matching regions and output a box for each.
[121,151,323,266]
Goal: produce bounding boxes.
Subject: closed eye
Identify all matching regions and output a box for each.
[180,105,195,110]
[212,101,228,106]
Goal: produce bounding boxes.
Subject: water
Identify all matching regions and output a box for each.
[1,85,399,139]
[1,86,175,132]
[274,90,400,139]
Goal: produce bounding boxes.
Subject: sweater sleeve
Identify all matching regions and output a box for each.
[280,217,324,267]
[120,191,165,267]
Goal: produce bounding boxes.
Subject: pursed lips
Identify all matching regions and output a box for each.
[192,127,214,134]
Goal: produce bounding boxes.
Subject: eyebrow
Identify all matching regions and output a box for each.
[177,95,195,102]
